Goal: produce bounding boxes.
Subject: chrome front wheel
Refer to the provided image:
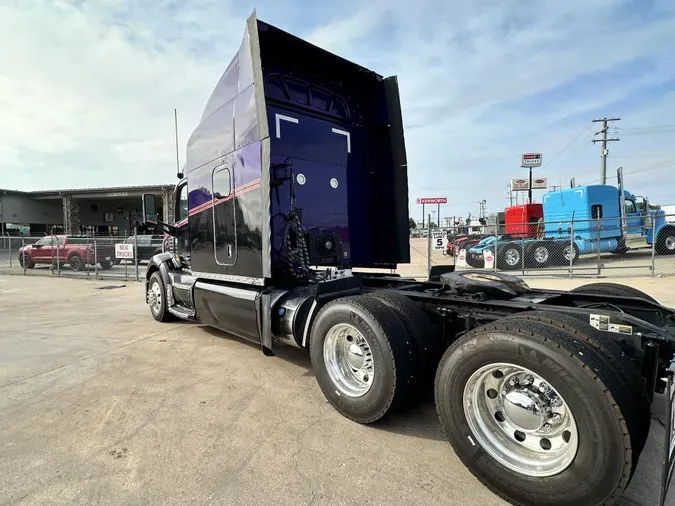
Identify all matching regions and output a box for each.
[148,279,163,316]
[463,362,579,477]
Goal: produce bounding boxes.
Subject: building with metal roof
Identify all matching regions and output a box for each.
[0,184,175,237]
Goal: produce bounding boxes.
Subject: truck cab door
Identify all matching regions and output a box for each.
[174,180,191,266]
[31,236,51,262]
[624,199,642,234]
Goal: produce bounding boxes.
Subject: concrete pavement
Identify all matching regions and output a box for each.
[0,275,673,505]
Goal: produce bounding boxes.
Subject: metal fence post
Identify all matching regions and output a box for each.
[521,220,526,275]
[94,237,98,278]
[651,217,657,277]
[597,218,602,277]
[134,227,140,282]
[56,235,61,276]
[426,214,432,279]
[50,233,55,275]
[9,236,13,268]
[86,235,91,277]
[494,226,498,272]
[569,218,574,279]
[20,237,24,273]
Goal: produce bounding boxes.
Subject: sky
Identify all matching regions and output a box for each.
[2,0,675,222]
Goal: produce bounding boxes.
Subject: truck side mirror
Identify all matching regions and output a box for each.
[141,194,158,224]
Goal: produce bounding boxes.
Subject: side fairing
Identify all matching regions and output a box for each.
[182,13,270,281]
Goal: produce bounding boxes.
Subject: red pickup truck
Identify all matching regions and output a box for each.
[18,235,115,270]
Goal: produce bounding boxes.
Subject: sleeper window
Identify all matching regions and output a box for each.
[212,165,236,265]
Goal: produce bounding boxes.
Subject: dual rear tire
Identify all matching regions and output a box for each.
[434,314,640,506]
[309,294,419,423]
[310,291,646,505]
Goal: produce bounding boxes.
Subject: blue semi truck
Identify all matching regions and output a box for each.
[466,167,675,270]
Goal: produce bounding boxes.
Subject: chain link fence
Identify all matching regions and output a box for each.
[425,213,675,280]
[3,214,675,282]
[0,232,165,281]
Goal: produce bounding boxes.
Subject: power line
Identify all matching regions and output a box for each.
[581,158,675,185]
[541,122,592,170]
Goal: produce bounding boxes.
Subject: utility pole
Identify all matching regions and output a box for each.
[591,117,620,184]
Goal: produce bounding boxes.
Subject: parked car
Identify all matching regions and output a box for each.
[18,235,116,270]
[113,235,165,264]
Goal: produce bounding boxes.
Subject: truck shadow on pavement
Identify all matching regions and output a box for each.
[199,325,449,442]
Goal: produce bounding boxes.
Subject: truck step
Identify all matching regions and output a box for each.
[168,304,195,318]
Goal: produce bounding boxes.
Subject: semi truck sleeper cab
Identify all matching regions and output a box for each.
[139,11,675,506]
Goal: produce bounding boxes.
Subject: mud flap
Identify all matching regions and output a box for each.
[260,291,274,356]
[659,360,675,505]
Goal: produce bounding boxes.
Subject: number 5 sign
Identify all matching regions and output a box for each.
[433,237,446,250]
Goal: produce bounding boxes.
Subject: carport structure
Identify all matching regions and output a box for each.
[1,184,175,236]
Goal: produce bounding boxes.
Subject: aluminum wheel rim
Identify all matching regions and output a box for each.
[323,323,374,397]
[666,236,675,250]
[505,248,520,266]
[71,257,81,269]
[534,246,549,264]
[563,245,576,261]
[463,362,579,477]
[148,280,162,314]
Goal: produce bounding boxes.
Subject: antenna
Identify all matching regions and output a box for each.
[175,109,183,179]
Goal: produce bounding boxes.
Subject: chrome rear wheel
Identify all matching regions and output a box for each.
[323,323,375,398]
[463,362,578,477]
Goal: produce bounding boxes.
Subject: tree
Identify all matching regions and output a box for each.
[408,218,417,230]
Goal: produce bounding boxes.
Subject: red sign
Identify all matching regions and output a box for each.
[416,197,447,204]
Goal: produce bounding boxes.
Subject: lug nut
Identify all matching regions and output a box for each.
[550,413,562,422]
[538,383,550,394]
[523,374,534,386]
[509,377,519,387]
[550,397,563,408]
[501,387,509,396]
[542,423,552,432]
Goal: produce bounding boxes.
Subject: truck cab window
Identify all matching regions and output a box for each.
[212,166,236,265]
[176,183,188,222]
[624,200,637,215]
[634,197,647,212]
[212,168,231,199]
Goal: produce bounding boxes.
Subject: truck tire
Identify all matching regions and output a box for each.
[496,242,522,271]
[309,295,417,423]
[435,319,634,506]
[525,241,553,268]
[656,226,675,255]
[502,310,650,458]
[147,271,174,322]
[69,254,84,271]
[463,240,483,268]
[571,282,658,304]
[100,260,113,269]
[560,242,579,265]
[369,290,439,386]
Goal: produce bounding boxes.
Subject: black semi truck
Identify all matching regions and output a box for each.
[139,11,675,506]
